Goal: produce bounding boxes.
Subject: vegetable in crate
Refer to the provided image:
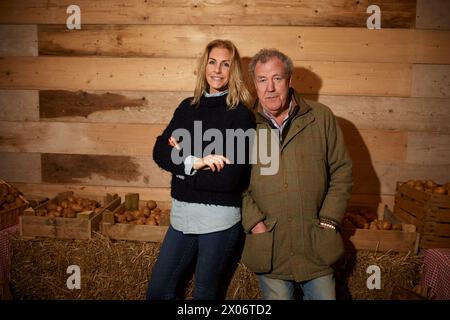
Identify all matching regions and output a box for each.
[113,200,170,226]
[0,181,26,211]
[36,196,100,218]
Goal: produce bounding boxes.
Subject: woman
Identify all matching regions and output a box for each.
[147,39,255,300]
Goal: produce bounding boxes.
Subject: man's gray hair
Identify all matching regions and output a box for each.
[248,48,294,79]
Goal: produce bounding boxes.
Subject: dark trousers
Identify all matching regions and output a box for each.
[146,222,242,300]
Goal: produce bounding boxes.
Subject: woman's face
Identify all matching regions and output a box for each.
[205,47,231,94]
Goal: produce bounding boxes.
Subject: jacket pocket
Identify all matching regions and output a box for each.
[241,218,277,274]
[312,219,344,266]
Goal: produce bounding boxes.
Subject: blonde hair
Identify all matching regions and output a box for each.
[191,39,252,109]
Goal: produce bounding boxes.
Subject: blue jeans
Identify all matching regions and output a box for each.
[146,223,242,300]
[257,273,336,300]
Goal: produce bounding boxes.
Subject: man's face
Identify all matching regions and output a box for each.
[253,57,291,117]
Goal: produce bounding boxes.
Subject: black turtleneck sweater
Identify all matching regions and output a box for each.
[152,94,255,207]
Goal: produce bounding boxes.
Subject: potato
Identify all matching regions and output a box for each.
[81,199,90,208]
[125,212,134,222]
[36,209,47,217]
[116,214,127,223]
[11,187,21,197]
[381,221,392,230]
[146,200,157,210]
[49,209,59,215]
[151,208,162,215]
[392,224,403,231]
[0,184,8,197]
[415,180,425,187]
[145,217,157,226]
[70,203,84,212]
[415,184,424,191]
[136,217,147,225]
[47,202,57,211]
[60,200,69,209]
[374,219,385,230]
[434,187,446,195]
[5,194,15,203]
[425,180,437,189]
[153,215,161,225]
[141,206,151,217]
[132,210,143,219]
[369,222,379,230]
[405,180,415,188]
[347,213,368,228]
[359,208,377,223]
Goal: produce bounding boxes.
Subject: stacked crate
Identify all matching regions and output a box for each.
[394,182,450,248]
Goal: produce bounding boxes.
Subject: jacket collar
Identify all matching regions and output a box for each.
[254,89,315,151]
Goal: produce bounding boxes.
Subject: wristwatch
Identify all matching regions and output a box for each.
[319,217,340,232]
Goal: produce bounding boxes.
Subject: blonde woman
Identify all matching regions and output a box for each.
[147,39,255,300]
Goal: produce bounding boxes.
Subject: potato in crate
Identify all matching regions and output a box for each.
[342,203,419,253]
[100,193,170,242]
[394,180,450,248]
[0,179,29,231]
[20,191,120,239]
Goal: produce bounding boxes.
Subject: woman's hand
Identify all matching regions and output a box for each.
[193,154,231,172]
[168,136,181,150]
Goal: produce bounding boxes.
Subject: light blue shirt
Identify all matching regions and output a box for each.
[170,90,241,234]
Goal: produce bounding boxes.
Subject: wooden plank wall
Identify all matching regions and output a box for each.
[1,0,449,210]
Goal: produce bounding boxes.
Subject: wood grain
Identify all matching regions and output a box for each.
[0,152,41,183]
[412,64,450,98]
[41,153,171,188]
[0,25,37,56]
[416,0,450,30]
[37,25,450,64]
[0,57,412,96]
[33,90,450,134]
[0,121,164,156]
[0,90,39,121]
[0,0,416,27]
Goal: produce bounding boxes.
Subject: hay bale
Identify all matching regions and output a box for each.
[10,233,421,300]
[10,232,260,300]
[335,250,423,300]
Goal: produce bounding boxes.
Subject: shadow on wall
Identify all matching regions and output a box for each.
[241,56,381,206]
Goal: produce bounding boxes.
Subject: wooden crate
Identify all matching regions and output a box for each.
[342,203,420,253]
[1,203,28,231]
[20,191,120,240]
[100,199,170,242]
[394,182,450,248]
[0,179,29,231]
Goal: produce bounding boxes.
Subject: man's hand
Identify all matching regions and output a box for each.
[251,221,268,234]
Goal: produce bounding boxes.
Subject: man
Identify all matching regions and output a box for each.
[241,49,353,300]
